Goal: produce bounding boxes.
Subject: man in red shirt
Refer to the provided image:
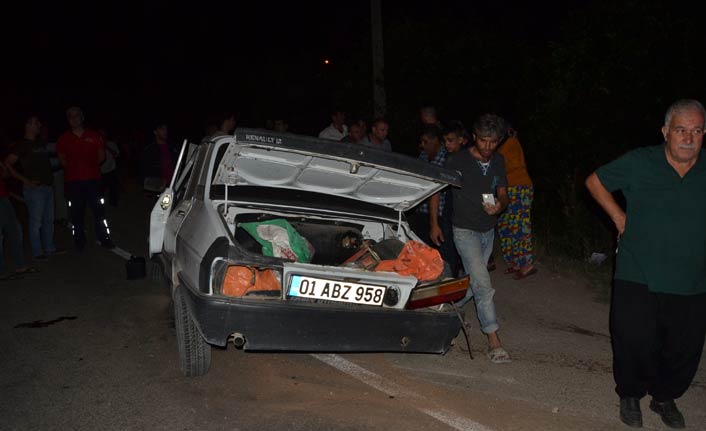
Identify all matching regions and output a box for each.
[56,106,114,251]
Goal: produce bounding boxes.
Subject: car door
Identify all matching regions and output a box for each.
[149,140,193,257]
[162,144,199,257]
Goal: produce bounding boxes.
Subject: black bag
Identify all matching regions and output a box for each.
[126,256,146,280]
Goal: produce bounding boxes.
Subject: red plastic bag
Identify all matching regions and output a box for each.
[375,241,443,281]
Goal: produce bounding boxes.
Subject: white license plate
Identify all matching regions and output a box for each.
[288,275,386,306]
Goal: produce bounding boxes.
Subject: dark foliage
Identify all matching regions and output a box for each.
[382,0,706,260]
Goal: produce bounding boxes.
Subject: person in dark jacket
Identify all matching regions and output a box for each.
[140,122,178,192]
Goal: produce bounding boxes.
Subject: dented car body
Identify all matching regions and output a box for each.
[150,129,468,376]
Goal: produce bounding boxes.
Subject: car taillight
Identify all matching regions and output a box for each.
[405,276,470,310]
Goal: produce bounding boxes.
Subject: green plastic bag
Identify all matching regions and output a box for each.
[240,219,313,263]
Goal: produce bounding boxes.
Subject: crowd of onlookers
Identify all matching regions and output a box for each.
[0,106,243,281]
[0,103,533,364]
[0,107,119,281]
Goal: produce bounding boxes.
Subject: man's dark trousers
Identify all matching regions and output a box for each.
[611,279,706,401]
[66,179,110,247]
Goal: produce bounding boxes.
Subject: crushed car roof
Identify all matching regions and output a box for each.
[211,129,462,211]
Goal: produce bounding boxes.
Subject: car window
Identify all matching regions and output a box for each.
[172,147,199,206]
[169,141,190,189]
[210,143,229,183]
[207,142,232,200]
[173,163,193,207]
[183,145,209,201]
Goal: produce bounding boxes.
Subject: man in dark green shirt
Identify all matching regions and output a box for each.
[586,99,706,429]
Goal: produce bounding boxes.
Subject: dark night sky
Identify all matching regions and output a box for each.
[1,0,597,143]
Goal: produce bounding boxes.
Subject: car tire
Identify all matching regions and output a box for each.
[174,288,212,377]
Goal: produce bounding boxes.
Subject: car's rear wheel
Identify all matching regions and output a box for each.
[174,288,211,376]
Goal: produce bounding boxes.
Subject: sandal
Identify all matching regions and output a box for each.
[487,347,512,364]
[513,267,538,280]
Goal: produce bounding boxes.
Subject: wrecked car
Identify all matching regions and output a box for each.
[149,129,469,376]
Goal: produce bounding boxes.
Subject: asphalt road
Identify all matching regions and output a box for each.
[1,189,704,430]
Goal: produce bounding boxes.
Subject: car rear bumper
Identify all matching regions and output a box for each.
[178,285,463,353]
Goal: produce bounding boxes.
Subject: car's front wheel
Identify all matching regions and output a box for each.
[174,288,211,376]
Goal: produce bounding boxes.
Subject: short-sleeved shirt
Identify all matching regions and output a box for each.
[596,145,706,295]
[11,138,54,186]
[318,124,348,141]
[446,149,507,232]
[56,129,105,182]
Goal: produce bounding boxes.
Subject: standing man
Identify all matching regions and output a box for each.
[438,120,469,277]
[318,109,347,141]
[140,122,177,192]
[431,113,510,363]
[409,124,455,275]
[585,99,706,428]
[361,118,392,152]
[210,111,237,138]
[57,106,114,251]
[341,122,365,144]
[5,115,61,259]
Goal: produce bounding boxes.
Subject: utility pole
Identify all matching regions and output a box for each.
[371,0,386,118]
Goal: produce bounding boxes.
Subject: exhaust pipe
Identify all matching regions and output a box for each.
[232,332,246,349]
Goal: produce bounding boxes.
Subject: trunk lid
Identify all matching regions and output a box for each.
[211,129,461,212]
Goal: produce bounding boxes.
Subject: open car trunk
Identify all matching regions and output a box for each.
[203,130,467,312]
[212,201,465,312]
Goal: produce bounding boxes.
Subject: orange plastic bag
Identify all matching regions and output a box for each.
[374,241,443,281]
[222,266,280,297]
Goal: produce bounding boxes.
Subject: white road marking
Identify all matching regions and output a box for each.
[110,246,132,260]
[421,408,495,431]
[392,364,517,384]
[311,353,405,397]
[311,353,494,431]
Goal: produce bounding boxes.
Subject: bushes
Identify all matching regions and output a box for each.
[381,1,705,275]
